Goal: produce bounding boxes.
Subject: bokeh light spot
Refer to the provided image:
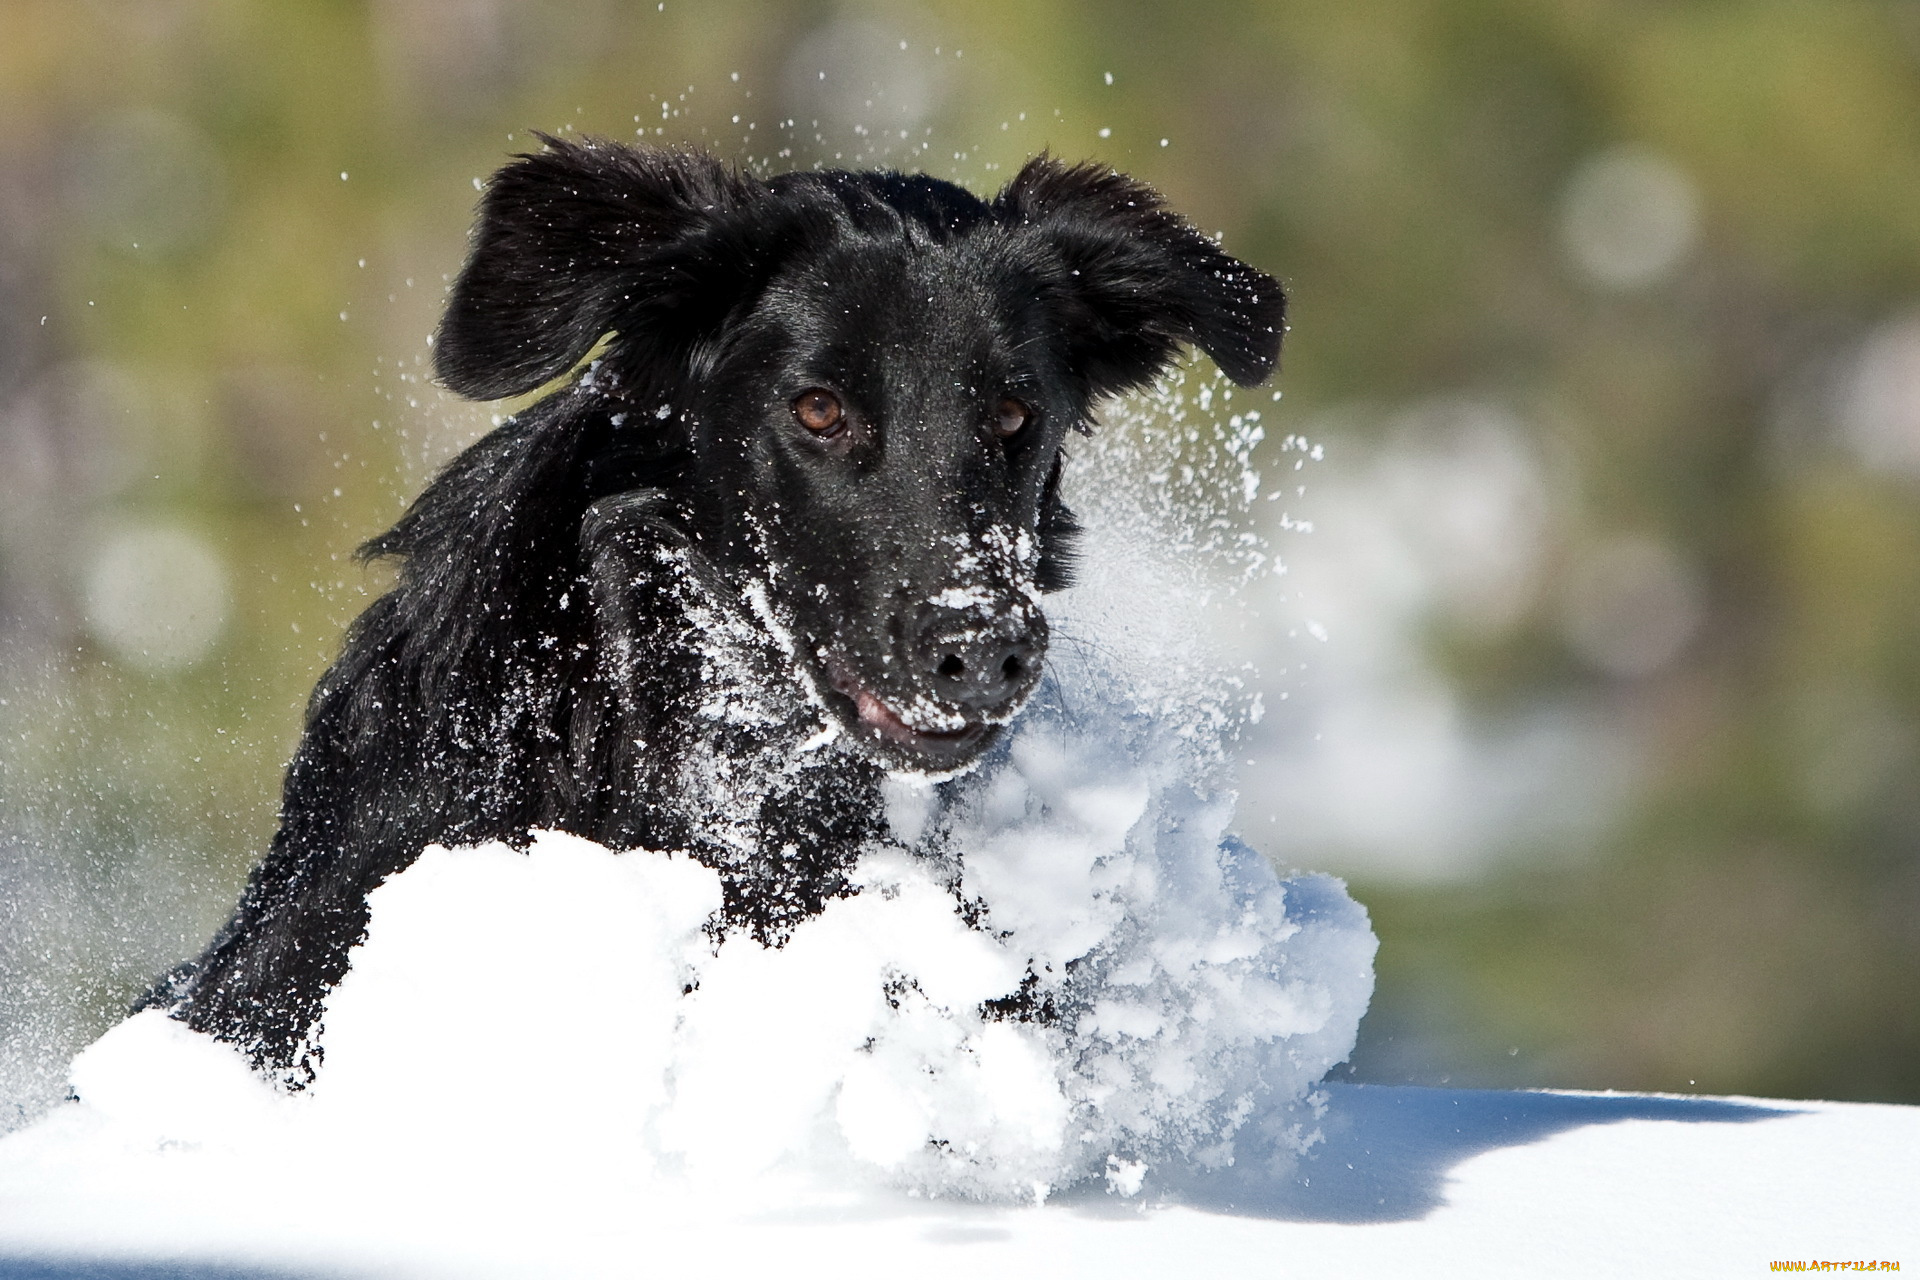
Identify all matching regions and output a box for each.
[1558,535,1702,679]
[1558,145,1700,291]
[81,523,232,671]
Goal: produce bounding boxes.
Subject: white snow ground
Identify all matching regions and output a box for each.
[0,1080,1913,1278]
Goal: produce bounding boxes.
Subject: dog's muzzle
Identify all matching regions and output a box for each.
[820,601,1047,772]
[908,600,1046,718]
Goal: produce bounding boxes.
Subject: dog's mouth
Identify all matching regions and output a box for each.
[822,657,991,768]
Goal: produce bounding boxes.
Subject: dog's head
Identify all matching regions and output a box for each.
[432,138,1284,774]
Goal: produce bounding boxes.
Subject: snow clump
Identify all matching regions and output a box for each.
[54,643,1374,1205]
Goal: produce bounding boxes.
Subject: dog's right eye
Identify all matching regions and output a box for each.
[792,389,846,437]
[993,396,1033,441]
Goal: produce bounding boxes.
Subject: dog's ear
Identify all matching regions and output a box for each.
[1033,451,1082,593]
[434,137,771,401]
[996,156,1285,394]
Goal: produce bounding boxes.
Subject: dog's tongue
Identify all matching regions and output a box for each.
[852,686,916,742]
[827,658,970,744]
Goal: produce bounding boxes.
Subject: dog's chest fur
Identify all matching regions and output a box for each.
[582,490,892,942]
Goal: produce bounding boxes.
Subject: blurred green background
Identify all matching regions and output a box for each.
[4,0,1919,1124]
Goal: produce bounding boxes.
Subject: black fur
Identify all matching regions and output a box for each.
[144,139,1284,1077]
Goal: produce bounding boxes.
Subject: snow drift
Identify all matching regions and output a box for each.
[63,671,1375,1203]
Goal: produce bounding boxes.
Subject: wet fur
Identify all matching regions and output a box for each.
[144,139,1283,1077]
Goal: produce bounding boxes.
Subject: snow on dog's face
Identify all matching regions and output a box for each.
[697,225,1072,772]
[432,139,1284,773]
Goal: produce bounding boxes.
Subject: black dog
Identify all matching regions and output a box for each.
[145,138,1284,1077]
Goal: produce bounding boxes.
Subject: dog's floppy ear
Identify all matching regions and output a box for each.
[434,137,770,401]
[996,156,1285,394]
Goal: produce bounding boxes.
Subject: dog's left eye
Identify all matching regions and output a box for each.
[792,388,846,436]
[993,397,1032,440]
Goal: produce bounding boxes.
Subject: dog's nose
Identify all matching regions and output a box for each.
[912,604,1046,712]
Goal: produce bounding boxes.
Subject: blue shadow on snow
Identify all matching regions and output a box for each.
[1126,1082,1793,1224]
